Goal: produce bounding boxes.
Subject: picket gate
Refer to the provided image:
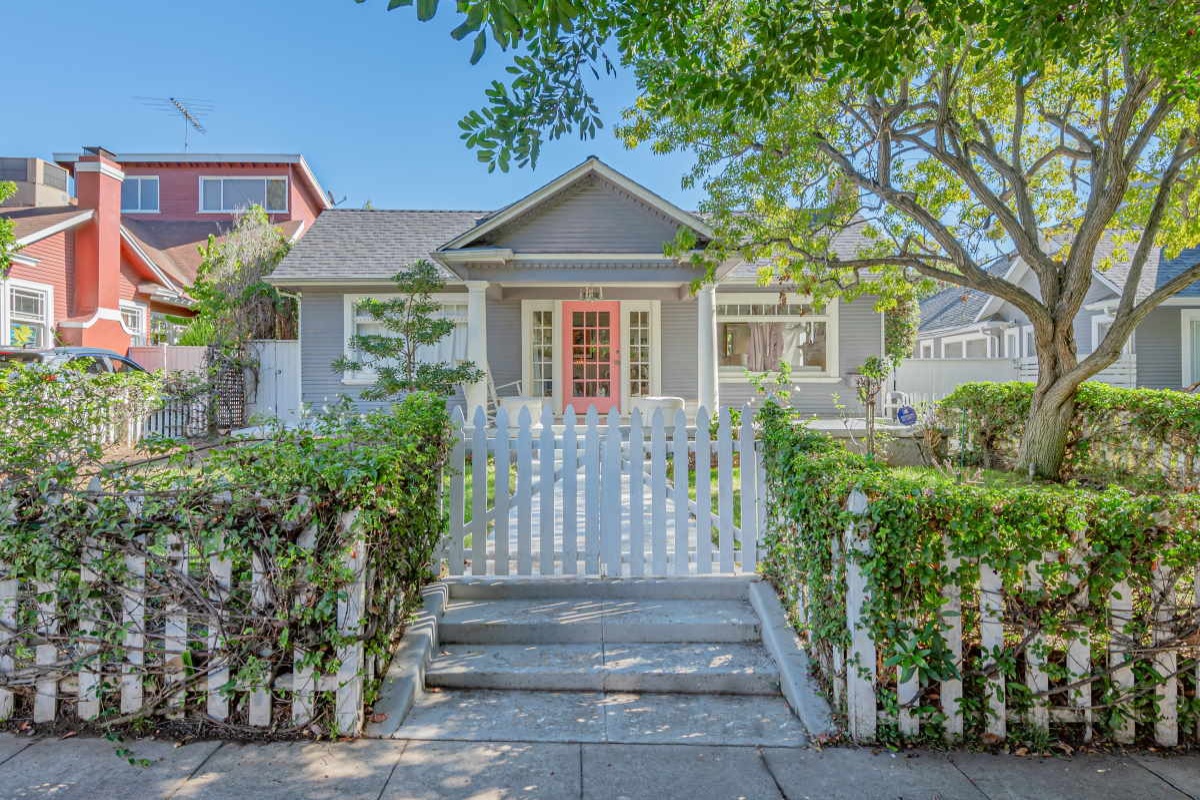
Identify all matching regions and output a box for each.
[445,404,762,577]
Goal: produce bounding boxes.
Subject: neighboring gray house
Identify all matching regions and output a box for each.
[914,239,1200,391]
[269,157,885,417]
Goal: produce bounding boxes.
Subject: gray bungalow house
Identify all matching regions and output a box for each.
[914,238,1200,391]
[269,158,886,418]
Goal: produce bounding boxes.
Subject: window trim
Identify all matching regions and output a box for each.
[520,300,562,411]
[1091,313,1134,357]
[621,299,662,410]
[1183,309,1200,387]
[918,340,935,359]
[939,331,992,359]
[119,300,148,345]
[716,294,839,382]
[1004,328,1020,359]
[341,292,468,385]
[120,175,160,214]
[198,175,289,214]
[1,277,54,348]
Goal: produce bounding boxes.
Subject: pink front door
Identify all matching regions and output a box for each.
[562,301,621,414]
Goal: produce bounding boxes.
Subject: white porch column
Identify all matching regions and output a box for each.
[697,283,719,412]
[465,281,489,416]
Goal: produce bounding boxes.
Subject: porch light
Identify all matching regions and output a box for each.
[580,286,604,300]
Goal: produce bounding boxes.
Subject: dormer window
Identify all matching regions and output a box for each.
[121,176,160,213]
[200,176,288,213]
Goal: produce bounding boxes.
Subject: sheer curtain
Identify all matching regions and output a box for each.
[747,323,785,371]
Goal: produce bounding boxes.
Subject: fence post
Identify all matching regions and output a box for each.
[650,409,668,575]
[248,551,271,727]
[515,408,533,575]
[716,407,734,574]
[335,511,366,735]
[628,410,646,577]
[471,407,489,576]
[540,403,558,575]
[292,523,317,728]
[739,405,759,572]
[448,407,466,577]
[1024,555,1049,735]
[1066,542,1092,742]
[1152,563,1178,747]
[844,489,876,742]
[205,526,231,722]
[1108,579,1136,744]
[165,533,189,719]
[33,577,58,723]
[493,408,511,576]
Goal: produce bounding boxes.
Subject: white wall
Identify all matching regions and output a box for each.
[891,358,1019,402]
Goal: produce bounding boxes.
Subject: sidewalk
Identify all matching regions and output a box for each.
[1,733,1197,800]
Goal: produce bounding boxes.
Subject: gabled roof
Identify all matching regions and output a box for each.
[919,259,1016,334]
[438,156,713,252]
[724,217,877,281]
[122,217,305,288]
[270,209,484,283]
[1,205,94,245]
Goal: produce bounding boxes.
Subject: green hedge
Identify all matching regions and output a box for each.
[0,383,451,735]
[936,382,1200,488]
[758,401,1200,746]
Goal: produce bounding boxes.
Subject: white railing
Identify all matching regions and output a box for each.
[445,404,764,577]
[1018,355,1138,388]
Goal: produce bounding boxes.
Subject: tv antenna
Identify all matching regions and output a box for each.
[136,96,213,151]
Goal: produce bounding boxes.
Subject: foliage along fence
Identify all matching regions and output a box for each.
[0,391,451,737]
[759,402,1200,747]
[445,403,763,577]
[935,382,1200,490]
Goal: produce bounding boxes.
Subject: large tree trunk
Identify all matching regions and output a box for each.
[1016,327,1085,479]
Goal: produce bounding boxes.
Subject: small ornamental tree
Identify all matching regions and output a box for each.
[333,259,484,399]
[0,181,19,277]
[365,0,1200,479]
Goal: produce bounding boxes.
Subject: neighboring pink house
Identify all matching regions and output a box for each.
[0,148,328,354]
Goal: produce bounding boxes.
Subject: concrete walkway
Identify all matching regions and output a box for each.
[1,734,1197,800]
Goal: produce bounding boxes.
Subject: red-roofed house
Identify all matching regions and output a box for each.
[1,148,328,354]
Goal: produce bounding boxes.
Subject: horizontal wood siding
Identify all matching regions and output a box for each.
[1136,307,1182,389]
[660,298,698,399]
[486,175,681,253]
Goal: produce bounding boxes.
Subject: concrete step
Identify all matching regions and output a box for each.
[394,688,809,746]
[438,598,761,644]
[426,643,781,695]
[446,576,755,602]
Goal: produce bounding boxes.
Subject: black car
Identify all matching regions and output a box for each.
[0,346,147,373]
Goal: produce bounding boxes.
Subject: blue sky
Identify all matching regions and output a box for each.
[3,0,699,210]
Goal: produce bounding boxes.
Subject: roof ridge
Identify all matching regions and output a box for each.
[326,208,490,214]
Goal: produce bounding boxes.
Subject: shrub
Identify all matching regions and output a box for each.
[759,401,1200,746]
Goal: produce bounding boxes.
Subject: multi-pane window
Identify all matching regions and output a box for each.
[530,310,554,397]
[200,177,288,213]
[717,299,833,376]
[120,302,147,346]
[347,297,468,380]
[628,310,652,397]
[8,285,50,347]
[121,176,160,212]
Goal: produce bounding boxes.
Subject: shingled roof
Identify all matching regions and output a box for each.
[269,209,485,283]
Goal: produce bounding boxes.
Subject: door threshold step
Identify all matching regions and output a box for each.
[438,598,761,644]
[391,689,808,747]
[426,643,780,695]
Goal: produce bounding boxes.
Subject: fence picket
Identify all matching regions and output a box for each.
[1153,563,1178,746]
[0,558,14,721]
[650,410,668,575]
[628,410,646,577]
[604,409,623,576]
[980,562,1006,740]
[164,533,190,719]
[493,408,511,576]
[292,524,317,727]
[739,406,759,572]
[940,548,963,741]
[898,649,920,738]
[78,537,102,721]
[448,407,466,576]
[561,409,578,575]
[1067,546,1093,741]
[1024,557,1049,734]
[540,404,557,575]
[844,490,875,742]
[34,579,58,723]
[672,408,690,575]
[516,409,534,575]
[695,408,712,575]
[471,407,488,576]
[335,512,366,734]
[1108,579,1135,744]
[248,553,271,727]
[717,408,734,574]
[205,532,230,721]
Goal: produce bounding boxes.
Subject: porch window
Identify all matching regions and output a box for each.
[716,296,837,379]
[4,282,52,348]
[628,310,652,397]
[200,177,288,213]
[343,294,468,383]
[530,309,554,397]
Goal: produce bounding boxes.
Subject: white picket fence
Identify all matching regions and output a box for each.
[445,404,764,577]
[0,504,369,734]
[836,489,1199,746]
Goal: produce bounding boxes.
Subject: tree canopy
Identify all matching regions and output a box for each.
[0,181,19,277]
[366,0,1200,477]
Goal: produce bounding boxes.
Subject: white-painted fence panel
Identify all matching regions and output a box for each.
[246,339,302,425]
[445,404,762,577]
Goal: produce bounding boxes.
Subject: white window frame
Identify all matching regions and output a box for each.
[1022,324,1035,359]
[1091,313,1134,357]
[521,299,562,411]
[341,292,468,385]
[120,175,160,213]
[1183,309,1200,387]
[198,175,289,214]
[621,299,662,411]
[918,340,935,359]
[1004,328,1020,359]
[715,293,840,382]
[939,331,991,359]
[1,277,54,348]
[119,300,148,346]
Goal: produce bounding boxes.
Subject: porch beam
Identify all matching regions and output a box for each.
[465,280,490,416]
[698,284,719,411]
